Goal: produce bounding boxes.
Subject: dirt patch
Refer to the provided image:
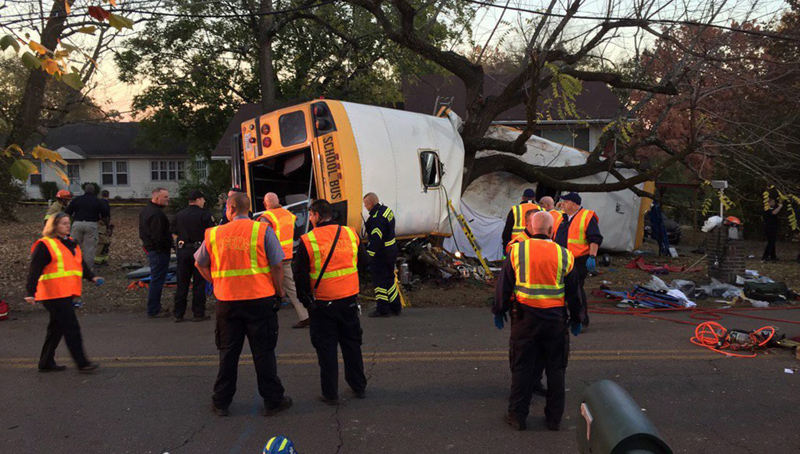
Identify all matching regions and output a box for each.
[2,206,798,315]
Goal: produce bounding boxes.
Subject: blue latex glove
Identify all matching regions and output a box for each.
[586,256,597,273]
[94,277,105,286]
[570,321,582,337]
[494,313,508,330]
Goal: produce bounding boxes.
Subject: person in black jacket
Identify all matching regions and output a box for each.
[363,193,400,317]
[65,183,110,270]
[171,190,215,322]
[139,188,172,318]
[26,212,102,374]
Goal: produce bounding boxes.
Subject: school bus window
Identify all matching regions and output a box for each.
[419,150,441,188]
[278,111,307,147]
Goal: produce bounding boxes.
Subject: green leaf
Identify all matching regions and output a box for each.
[76,26,97,35]
[61,72,84,90]
[108,13,134,31]
[9,159,39,181]
[0,35,20,53]
[20,51,41,70]
[61,43,81,54]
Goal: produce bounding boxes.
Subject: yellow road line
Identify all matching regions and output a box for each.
[0,349,713,364]
[0,354,722,369]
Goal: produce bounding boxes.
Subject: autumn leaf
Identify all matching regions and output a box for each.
[0,35,20,53]
[64,0,71,14]
[9,160,39,181]
[55,50,70,59]
[52,166,71,185]
[106,0,118,5]
[28,40,48,55]
[6,144,24,156]
[61,72,84,90]
[41,57,62,75]
[108,13,134,31]
[88,6,110,22]
[76,26,97,35]
[32,146,67,165]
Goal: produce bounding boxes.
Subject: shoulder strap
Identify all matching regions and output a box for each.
[314,225,342,291]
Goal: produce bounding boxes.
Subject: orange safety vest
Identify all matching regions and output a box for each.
[511,202,542,237]
[505,231,533,255]
[567,209,597,257]
[301,224,360,301]
[258,207,296,260]
[32,237,83,301]
[549,210,564,239]
[508,238,574,309]
[205,220,275,301]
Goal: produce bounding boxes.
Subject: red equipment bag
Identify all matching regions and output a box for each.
[0,299,8,321]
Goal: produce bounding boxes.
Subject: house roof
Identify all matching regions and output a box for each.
[402,75,624,123]
[212,103,262,159]
[44,122,188,158]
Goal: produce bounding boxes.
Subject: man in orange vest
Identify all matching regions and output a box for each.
[259,192,308,329]
[493,211,582,432]
[539,196,564,238]
[501,188,541,250]
[194,192,292,417]
[295,199,367,405]
[554,192,602,328]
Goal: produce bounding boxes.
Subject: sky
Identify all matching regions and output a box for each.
[1,0,792,119]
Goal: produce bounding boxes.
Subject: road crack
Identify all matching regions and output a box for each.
[331,404,344,454]
[163,423,206,453]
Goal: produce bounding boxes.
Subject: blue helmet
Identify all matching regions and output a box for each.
[263,436,297,454]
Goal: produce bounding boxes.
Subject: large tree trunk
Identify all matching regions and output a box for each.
[257,0,277,112]
[3,0,72,149]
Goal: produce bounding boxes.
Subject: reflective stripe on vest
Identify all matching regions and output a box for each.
[512,203,541,236]
[205,220,276,301]
[34,237,83,301]
[567,209,594,257]
[510,239,574,309]
[302,225,360,300]
[260,208,296,259]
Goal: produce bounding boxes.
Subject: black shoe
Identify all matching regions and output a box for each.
[532,383,548,397]
[78,363,99,374]
[174,317,184,323]
[390,311,401,316]
[546,421,560,431]
[38,365,67,373]
[193,315,211,322]
[352,389,366,399]
[318,395,340,406]
[147,311,170,319]
[262,396,293,416]
[211,403,229,417]
[367,310,390,318]
[503,413,526,431]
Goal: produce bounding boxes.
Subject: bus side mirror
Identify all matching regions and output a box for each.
[577,380,672,454]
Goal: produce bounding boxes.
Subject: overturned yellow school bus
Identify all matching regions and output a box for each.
[231,100,465,238]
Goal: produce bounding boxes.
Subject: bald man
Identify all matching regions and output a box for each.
[493,211,582,431]
[539,197,563,239]
[363,193,400,317]
[258,193,307,328]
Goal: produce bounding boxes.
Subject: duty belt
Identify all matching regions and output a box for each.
[177,240,203,249]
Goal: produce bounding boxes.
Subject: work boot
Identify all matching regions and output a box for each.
[38,365,68,373]
[174,316,184,323]
[367,310,390,318]
[262,396,293,416]
[318,395,340,406]
[78,363,100,374]
[193,315,211,322]
[351,388,366,399]
[211,403,229,417]
[546,420,560,431]
[503,413,526,431]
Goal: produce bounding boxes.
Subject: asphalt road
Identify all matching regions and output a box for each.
[1,306,799,454]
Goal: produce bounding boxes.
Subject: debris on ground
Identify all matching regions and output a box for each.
[625,256,703,275]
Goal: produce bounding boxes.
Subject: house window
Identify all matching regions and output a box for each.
[194,157,208,180]
[67,163,80,181]
[151,160,187,181]
[29,161,43,186]
[101,161,128,186]
[419,150,442,188]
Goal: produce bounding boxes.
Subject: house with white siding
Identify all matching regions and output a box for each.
[24,122,209,199]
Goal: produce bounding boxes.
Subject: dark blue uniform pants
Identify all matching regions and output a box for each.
[370,246,400,314]
[213,298,285,409]
[309,297,367,400]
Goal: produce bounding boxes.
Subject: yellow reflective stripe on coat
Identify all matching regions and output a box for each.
[38,238,83,281]
[371,228,383,238]
[210,223,271,278]
[307,230,322,274]
[568,210,591,245]
[384,239,396,246]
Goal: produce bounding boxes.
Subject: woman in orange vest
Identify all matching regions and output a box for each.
[25,212,102,373]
